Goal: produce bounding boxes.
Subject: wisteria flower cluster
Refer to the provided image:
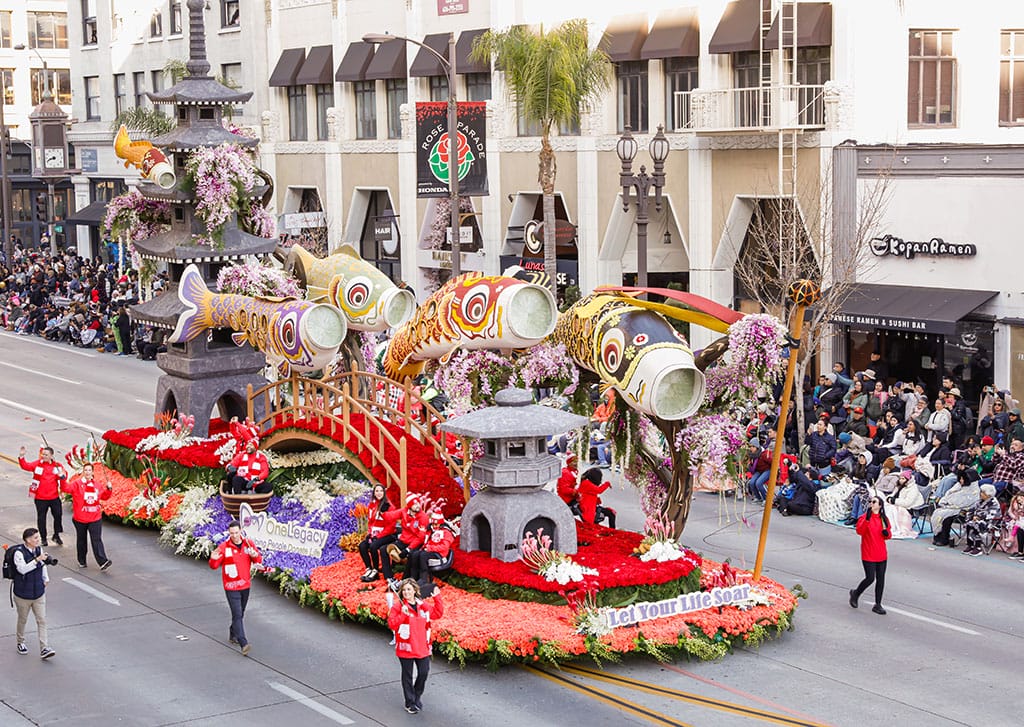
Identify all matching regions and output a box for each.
[184,143,261,246]
[216,261,302,299]
[515,341,578,395]
[728,313,787,380]
[101,189,172,242]
[432,349,517,417]
[676,413,747,480]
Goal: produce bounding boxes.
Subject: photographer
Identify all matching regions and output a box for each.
[11,528,56,659]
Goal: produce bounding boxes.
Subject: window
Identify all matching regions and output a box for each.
[796,47,830,126]
[91,178,126,203]
[84,76,100,120]
[465,73,491,102]
[113,74,127,115]
[354,81,377,140]
[27,12,68,49]
[1,69,13,105]
[1000,30,1024,125]
[221,0,240,28]
[429,76,448,103]
[169,1,182,35]
[314,83,334,140]
[908,30,956,127]
[386,79,407,139]
[150,11,162,38]
[616,61,648,132]
[516,102,542,136]
[0,11,10,48]
[32,69,72,105]
[152,69,165,94]
[221,62,242,114]
[287,86,307,141]
[732,51,761,127]
[133,71,146,108]
[665,57,698,130]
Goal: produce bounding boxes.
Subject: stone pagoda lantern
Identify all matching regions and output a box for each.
[129,0,277,437]
[441,388,588,562]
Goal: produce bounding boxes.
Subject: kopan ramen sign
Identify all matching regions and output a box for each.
[870,234,976,260]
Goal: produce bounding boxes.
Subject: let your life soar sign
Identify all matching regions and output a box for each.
[603,584,752,629]
[238,503,329,558]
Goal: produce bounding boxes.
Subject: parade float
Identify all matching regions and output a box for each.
[89,0,802,667]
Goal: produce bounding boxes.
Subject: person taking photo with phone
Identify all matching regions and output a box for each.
[849,496,892,615]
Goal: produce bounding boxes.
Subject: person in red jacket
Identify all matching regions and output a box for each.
[405,512,454,584]
[578,468,616,528]
[849,496,892,615]
[19,446,68,547]
[358,484,396,582]
[209,520,263,655]
[226,437,271,494]
[387,578,443,714]
[61,463,112,570]
[381,493,431,591]
[556,455,581,516]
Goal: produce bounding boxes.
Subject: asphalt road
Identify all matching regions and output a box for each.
[0,330,1017,726]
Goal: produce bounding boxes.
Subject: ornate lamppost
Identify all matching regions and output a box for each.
[616,124,670,290]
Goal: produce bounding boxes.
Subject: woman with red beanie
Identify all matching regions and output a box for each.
[849,495,892,615]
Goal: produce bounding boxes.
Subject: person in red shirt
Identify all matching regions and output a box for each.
[19,446,68,547]
[405,512,454,584]
[209,520,263,655]
[358,484,396,583]
[556,455,581,516]
[849,496,892,615]
[61,463,112,570]
[226,437,271,494]
[578,468,616,529]
[381,493,431,591]
[387,578,443,714]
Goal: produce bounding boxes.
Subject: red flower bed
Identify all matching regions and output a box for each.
[103,423,227,468]
[451,521,699,593]
[91,464,182,526]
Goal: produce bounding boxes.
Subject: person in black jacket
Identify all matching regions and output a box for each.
[806,419,837,476]
[781,465,820,516]
[11,528,55,659]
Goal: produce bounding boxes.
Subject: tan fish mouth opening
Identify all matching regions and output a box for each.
[505,286,557,341]
[381,288,417,329]
[650,366,706,420]
[304,305,348,350]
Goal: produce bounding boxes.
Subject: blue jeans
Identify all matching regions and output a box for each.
[748,471,770,500]
[932,473,958,500]
[226,588,250,647]
[850,496,867,521]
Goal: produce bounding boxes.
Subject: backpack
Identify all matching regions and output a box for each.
[1,545,20,581]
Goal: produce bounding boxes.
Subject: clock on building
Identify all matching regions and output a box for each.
[44,148,65,169]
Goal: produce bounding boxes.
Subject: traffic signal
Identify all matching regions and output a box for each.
[1,126,10,159]
[35,193,47,222]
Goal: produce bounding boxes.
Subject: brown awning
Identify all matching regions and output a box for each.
[295,45,334,85]
[269,48,306,87]
[708,0,760,54]
[603,13,649,62]
[831,283,997,337]
[336,41,375,82]
[763,2,832,48]
[365,40,407,80]
[641,7,700,59]
[409,33,450,77]
[455,28,488,74]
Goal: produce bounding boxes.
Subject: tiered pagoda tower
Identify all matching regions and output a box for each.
[130,0,276,438]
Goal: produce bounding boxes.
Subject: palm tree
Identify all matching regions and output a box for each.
[472,20,611,296]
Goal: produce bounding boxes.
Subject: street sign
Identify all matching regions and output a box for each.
[445,226,473,245]
[79,148,98,173]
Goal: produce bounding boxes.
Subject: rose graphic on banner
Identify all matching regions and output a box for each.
[416,101,488,198]
[428,130,475,185]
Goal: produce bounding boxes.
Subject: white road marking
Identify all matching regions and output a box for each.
[0,361,82,385]
[267,682,355,725]
[0,331,97,358]
[134,398,151,406]
[884,606,981,635]
[61,577,121,606]
[0,397,105,434]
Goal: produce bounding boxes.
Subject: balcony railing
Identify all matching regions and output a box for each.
[673,85,827,133]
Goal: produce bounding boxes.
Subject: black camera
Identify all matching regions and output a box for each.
[42,556,58,566]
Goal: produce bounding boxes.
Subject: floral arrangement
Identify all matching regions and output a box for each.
[64,439,106,474]
[282,478,335,521]
[183,143,269,246]
[521,529,597,585]
[266,449,347,468]
[561,581,609,637]
[101,190,172,242]
[635,514,686,563]
[675,414,747,480]
[216,261,302,299]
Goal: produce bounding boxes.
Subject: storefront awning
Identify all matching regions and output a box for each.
[641,7,700,59]
[409,33,450,77]
[269,48,306,87]
[831,283,998,336]
[65,200,108,226]
[455,29,489,74]
[603,13,650,62]
[708,0,760,54]
[336,41,375,82]
[364,40,407,80]
[295,45,334,85]
[763,2,832,48]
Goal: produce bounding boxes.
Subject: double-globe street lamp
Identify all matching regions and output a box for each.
[616,124,670,291]
[362,32,462,277]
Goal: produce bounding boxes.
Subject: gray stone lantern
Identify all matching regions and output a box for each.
[440,388,588,562]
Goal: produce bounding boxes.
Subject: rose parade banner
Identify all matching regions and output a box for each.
[239,503,329,558]
[416,102,488,198]
[602,584,752,629]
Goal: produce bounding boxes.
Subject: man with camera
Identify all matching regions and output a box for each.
[11,528,56,659]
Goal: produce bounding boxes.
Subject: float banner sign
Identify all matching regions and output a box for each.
[238,502,329,558]
[416,102,488,198]
[602,584,752,629]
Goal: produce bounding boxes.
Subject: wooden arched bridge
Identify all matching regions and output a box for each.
[246,367,469,505]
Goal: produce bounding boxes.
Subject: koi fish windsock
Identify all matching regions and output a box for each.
[288,244,416,332]
[170,264,347,374]
[551,294,706,420]
[383,272,558,380]
[114,125,175,189]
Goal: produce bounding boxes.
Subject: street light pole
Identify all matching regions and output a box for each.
[363,32,461,277]
[0,81,12,265]
[617,125,669,292]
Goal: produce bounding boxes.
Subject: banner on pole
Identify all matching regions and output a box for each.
[416,101,488,198]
